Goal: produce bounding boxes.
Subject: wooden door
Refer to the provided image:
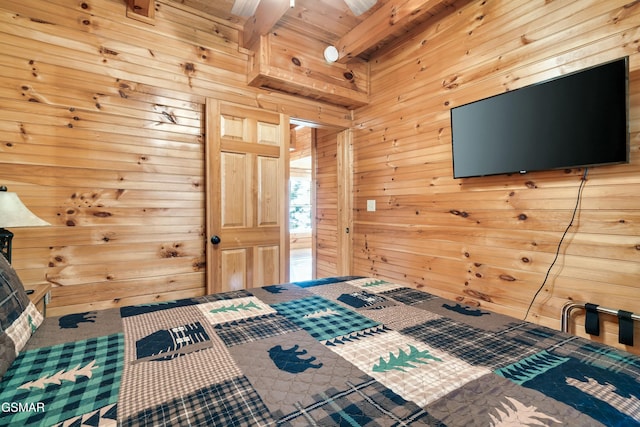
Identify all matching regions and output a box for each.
[205,100,289,294]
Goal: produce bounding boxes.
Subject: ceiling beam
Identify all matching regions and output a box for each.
[335,0,443,63]
[242,0,292,49]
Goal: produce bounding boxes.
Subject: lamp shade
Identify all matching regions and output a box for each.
[0,191,50,228]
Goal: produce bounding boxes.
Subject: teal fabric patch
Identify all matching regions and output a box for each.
[0,333,123,425]
[272,295,379,341]
[495,350,570,384]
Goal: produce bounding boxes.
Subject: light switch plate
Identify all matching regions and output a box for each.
[367,199,376,212]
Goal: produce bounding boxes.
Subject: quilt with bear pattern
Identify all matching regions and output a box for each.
[1,276,639,426]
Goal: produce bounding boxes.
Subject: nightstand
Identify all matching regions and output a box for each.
[25,283,52,317]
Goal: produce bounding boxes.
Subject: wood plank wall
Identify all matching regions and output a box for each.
[352,0,640,353]
[0,0,350,316]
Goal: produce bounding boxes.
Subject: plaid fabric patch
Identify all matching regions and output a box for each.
[0,333,123,426]
[5,303,42,355]
[196,289,255,303]
[403,318,544,370]
[120,376,274,427]
[272,296,380,341]
[0,268,29,331]
[214,313,301,347]
[382,287,438,306]
[277,377,442,426]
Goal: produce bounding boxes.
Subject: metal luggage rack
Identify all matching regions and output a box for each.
[561,301,639,346]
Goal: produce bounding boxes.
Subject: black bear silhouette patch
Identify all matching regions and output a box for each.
[59,312,97,329]
[268,344,323,373]
[442,303,489,317]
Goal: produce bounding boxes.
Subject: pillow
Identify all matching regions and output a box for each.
[0,254,43,379]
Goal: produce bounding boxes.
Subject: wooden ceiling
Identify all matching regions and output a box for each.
[166,0,459,63]
[120,0,464,107]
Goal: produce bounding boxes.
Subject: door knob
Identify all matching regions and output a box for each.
[210,235,221,245]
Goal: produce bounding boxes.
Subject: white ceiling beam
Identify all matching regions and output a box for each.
[242,0,291,49]
[335,0,442,63]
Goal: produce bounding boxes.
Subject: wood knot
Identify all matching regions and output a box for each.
[463,289,492,302]
[499,274,516,282]
[518,213,528,220]
[450,209,469,218]
[442,75,459,89]
[100,47,119,56]
[525,181,537,189]
[521,257,530,263]
[343,71,354,81]
[161,245,180,258]
[291,57,301,66]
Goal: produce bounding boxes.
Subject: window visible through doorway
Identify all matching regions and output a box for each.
[290,156,312,281]
[290,175,311,232]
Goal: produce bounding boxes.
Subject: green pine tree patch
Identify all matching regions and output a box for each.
[210,300,262,314]
[373,345,442,373]
[362,279,388,288]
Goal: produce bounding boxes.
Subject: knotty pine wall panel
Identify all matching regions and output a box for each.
[0,0,350,316]
[315,128,340,278]
[353,0,640,353]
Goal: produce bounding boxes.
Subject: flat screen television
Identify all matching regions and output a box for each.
[450,57,629,179]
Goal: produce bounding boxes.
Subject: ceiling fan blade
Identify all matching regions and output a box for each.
[231,0,261,16]
[344,0,377,16]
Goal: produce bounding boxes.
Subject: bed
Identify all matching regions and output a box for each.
[2,255,639,426]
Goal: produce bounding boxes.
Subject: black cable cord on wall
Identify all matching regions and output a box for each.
[523,168,589,321]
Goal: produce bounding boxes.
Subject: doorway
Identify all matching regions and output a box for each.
[288,124,353,282]
[289,125,313,281]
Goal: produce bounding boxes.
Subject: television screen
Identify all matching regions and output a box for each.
[450,57,629,179]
